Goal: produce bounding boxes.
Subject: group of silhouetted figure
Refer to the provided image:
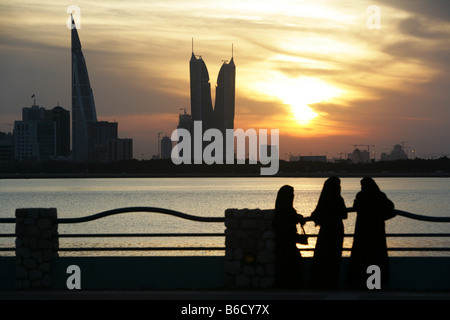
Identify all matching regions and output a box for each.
[272,176,396,290]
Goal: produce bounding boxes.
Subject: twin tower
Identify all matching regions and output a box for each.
[189,43,236,135]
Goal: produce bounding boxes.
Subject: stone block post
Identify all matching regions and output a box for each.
[15,208,59,289]
[224,209,275,288]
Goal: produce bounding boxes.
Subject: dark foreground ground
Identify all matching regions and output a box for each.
[1,289,449,300]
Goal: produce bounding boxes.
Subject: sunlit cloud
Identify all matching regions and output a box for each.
[1,0,449,158]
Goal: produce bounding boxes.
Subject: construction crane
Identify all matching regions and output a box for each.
[336,152,347,160]
[157,132,163,159]
[1,123,13,133]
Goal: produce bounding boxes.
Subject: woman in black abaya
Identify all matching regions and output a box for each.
[272,185,306,289]
[348,177,396,288]
[309,176,347,289]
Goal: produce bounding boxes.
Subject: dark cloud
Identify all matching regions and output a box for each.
[375,0,450,21]
[309,68,450,155]
[398,16,450,40]
[382,40,450,70]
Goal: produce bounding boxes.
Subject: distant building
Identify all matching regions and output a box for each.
[348,148,370,164]
[106,138,133,162]
[88,121,133,162]
[22,104,45,121]
[160,135,172,159]
[175,109,193,158]
[71,16,132,163]
[381,144,408,161]
[177,109,193,133]
[47,106,70,158]
[88,121,118,162]
[14,120,39,161]
[14,119,54,161]
[13,103,70,161]
[190,51,214,129]
[259,144,279,163]
[0,131,13,163]
[214,56,236,135]
[289,155,327,163]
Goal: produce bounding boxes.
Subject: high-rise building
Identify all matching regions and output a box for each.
[175,109,193,159]
[0,131,14,163]
[71,16,98,162]
[177,109,193,133]
[14,103,70,161]
[214,55,236,135]
[13,120,39,161]
[106,138,133,162]
[22,104,45,121]
[160,135,172,159]
[70,16,132,162]
[88,121,118,162]
[189,53,214,130]
[87,121,133,162]
[46,106,70,158]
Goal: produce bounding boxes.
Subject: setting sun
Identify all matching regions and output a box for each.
[290,103,318,125]
[251,74,343,126]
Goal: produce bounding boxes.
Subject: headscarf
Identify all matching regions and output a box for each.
[275,185,294,213]
[312,176,346,225]
[360,176,381,193]
[317,176,341,204]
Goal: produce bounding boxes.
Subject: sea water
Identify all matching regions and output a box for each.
[0,177,449,256]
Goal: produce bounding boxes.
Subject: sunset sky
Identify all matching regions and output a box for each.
[1,0,449,160]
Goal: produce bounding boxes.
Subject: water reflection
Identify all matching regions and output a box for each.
[0,177,449,257]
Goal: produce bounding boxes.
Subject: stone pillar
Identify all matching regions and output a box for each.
[225,209,275,288]
[15,208,59,289]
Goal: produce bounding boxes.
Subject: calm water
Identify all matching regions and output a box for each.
[0,177,449,256]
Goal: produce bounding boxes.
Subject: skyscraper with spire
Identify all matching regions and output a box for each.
[214,48,236,135]
[189,46,214,130]
[71,16,97,162]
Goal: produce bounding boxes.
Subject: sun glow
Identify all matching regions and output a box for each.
[252,74,344,126]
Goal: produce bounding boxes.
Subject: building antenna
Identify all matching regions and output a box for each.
[192,37,194,53]
[232,43,234,58]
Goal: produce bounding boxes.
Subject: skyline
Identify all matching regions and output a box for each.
[1,1,449,160]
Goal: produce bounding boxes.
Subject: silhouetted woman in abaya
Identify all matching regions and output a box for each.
[348,177,396,288]
[309,176,347,289]
[272,185,306,289]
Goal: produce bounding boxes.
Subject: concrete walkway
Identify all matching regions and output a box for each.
[1,289,449,300]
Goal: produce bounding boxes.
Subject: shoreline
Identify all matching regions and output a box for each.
[1,172,449,179]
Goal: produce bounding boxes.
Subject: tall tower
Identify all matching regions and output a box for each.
[214,47,236,135]
[189,42,214,130]
[71,16,97,162]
